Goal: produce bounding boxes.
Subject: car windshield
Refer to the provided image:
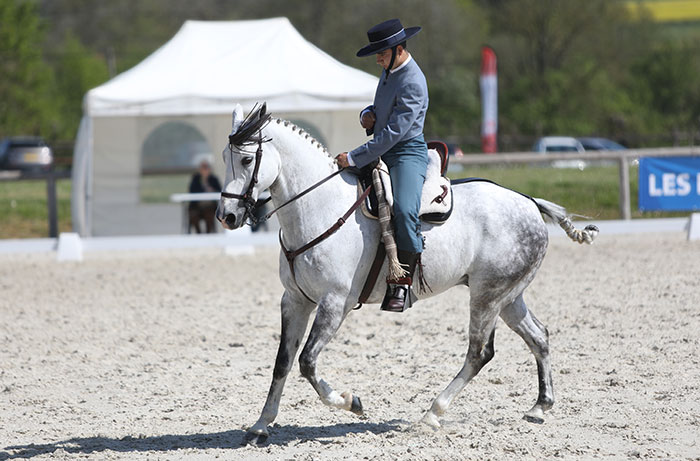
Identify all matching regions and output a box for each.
[11,141,45,148]
[546,146,579,152]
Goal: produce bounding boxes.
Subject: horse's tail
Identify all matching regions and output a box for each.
[533,198,599,244]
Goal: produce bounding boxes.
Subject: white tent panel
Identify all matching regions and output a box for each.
[73,18,378,236]
[86,18,377,116]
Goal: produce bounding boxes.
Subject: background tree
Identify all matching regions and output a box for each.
[52,33,110,140]
[2,0,698,151]
[485,0,652,142]
[0,0,55,137]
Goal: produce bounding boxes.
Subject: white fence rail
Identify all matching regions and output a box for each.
[450,147,700,220]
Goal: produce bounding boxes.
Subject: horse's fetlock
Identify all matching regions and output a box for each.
[539,395,554,411]
[432,397,448,416]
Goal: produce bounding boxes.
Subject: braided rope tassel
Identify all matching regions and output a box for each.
[372,167,407,280]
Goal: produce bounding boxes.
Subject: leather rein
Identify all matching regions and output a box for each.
[220,130,371,304]
[221,133,351,226]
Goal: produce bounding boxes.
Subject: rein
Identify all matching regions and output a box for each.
[256,168,345,224]
[221,105,370,304]
[220,132,346,227]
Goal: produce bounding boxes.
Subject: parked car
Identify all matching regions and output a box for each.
[577,137,626,151]
[577,137,628,166]
[532,136,586,169]
[0,137,54,171]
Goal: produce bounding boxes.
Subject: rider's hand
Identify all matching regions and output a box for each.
[360,111,375,131]
[336,153,350,168]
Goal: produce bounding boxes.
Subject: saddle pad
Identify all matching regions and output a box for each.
[360,148,453,223]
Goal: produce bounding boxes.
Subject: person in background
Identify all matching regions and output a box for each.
[188,159,222,233]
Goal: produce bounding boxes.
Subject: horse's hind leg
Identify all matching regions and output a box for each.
[298,294,363,416]
[244,291,315,445]
[422,303,499,428]
[500,294,554,423]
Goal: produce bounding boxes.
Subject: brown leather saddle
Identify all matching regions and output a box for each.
[358,140,453,224]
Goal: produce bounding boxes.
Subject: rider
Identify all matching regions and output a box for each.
[336,18,429,313]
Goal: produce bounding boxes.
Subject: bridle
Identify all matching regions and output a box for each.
[220,125,346,227]
[220,132,270,225]
[220,106,371,305]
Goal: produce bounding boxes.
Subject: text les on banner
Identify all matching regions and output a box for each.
[638,156,700,211]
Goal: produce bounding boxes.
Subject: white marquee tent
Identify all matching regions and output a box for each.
[72,17,378,236]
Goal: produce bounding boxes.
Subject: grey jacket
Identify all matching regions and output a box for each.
[349,57,429,168]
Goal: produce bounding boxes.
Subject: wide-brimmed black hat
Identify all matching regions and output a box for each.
[356,19,421,57]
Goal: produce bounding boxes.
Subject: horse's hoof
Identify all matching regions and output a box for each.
[421,412,441,429]
[241,431,269,447]
[350,395,363,415]
[523,406,545,424]
[340,391,364,416]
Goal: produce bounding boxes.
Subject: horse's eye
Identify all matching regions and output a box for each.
[242,156,254,166]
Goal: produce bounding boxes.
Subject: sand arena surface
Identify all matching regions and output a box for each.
[1,232,699,460]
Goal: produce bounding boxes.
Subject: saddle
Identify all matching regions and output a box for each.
[355,141,452,308]
[359,141,454,224]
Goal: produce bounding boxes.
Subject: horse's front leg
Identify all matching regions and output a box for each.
[244,291,315,445]
[298,294,364,416]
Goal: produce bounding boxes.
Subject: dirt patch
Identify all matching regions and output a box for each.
[1,232,698,460]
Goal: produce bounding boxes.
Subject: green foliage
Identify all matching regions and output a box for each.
[2,0,700,150]
[0,0,55,137]
[425,66,481,138]
[52,33,110,139]
[630,39,700,132]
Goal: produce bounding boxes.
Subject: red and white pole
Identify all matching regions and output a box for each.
[480,46,498,153]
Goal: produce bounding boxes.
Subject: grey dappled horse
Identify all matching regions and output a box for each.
[216,104,598,445]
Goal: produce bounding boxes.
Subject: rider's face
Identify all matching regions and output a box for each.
[376,46,403,70]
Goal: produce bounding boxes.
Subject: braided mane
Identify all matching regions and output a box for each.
[229,102,334,162]
[273,118,333,159]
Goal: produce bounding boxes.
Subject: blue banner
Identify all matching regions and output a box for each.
[638,156,700,211]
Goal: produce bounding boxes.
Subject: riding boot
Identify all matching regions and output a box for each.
[381,250,420,313]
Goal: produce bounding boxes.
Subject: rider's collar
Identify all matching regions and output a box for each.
[390,53,412,74]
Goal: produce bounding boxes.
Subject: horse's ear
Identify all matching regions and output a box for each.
[232,104,244,132]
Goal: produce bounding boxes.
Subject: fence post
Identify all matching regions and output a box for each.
[46,171,58,238]
[618,155,631,220]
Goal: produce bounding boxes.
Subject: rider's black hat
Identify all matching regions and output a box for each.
[356,19,421,57]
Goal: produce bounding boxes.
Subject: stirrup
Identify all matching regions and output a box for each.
[380,284,413,313]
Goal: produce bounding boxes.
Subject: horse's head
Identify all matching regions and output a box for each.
[217,103,279,230]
